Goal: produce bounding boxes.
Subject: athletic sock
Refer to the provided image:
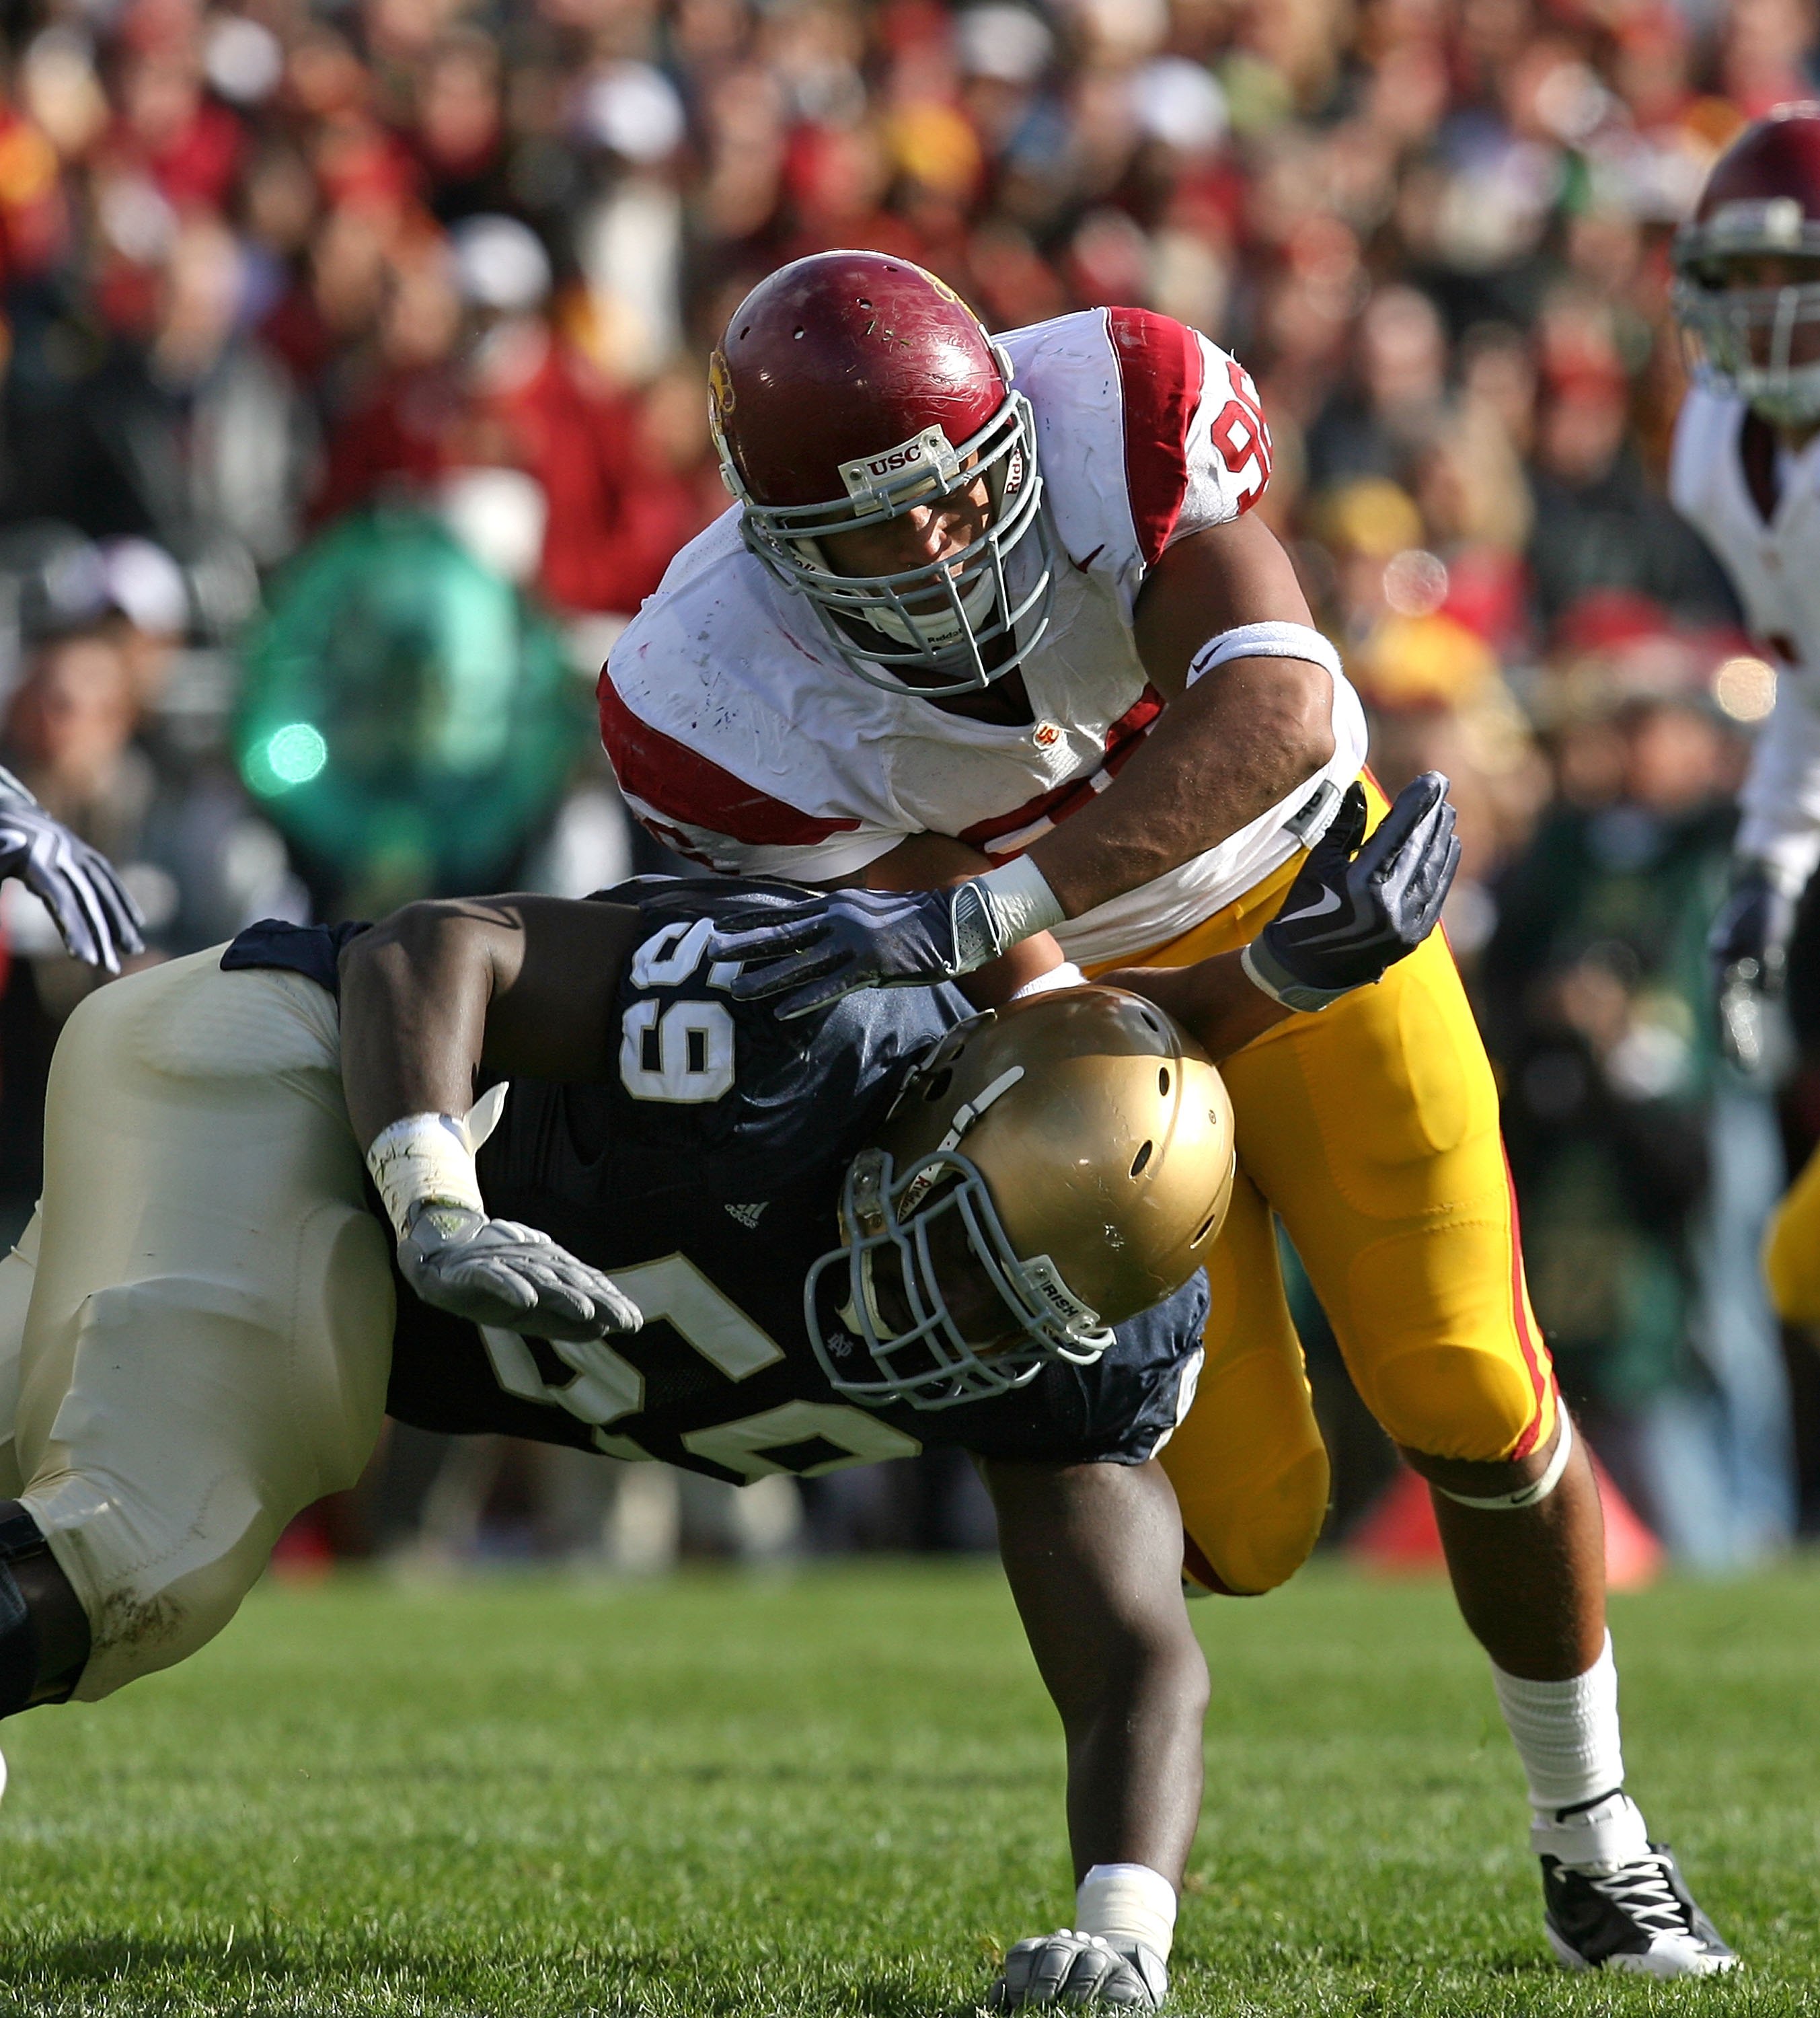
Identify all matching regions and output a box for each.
[1489,1632,1648,1869]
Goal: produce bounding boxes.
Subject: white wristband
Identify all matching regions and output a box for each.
[365,1082,510,1240]
[1186,620,1344,689]
[1010,961,1087,999]
[971,853,1066,948]
[1075,1862,1177,1960]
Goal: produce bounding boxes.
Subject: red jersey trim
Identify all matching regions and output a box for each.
[1107,308,1205,569]
[958,688,1165,855]
[597,667,862,850]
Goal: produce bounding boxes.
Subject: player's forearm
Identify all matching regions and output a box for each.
[339,901,513,1150]
[1101,951,1289,1060]
[983,1458,1208,1886]
[850,831,1071,1004]
[1024,657,1336,919]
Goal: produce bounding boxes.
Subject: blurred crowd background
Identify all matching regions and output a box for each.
[0,0,1814,1573]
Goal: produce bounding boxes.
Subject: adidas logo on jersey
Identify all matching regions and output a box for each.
[724,1201,768,1228]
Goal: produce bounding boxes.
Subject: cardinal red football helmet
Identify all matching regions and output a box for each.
[1674,104,1820,426]
[709,251,1054,695]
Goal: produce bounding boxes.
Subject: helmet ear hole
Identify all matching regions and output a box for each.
[1190,1209,1219,1248]
[922,1067,954,1103]
[1158,1066,1170,1096]
[1129,1139,1153,1179]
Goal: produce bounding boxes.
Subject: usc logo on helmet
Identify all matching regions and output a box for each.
[708,347,736,418]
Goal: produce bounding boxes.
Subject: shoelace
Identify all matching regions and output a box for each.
[1588,1856,1694,1942]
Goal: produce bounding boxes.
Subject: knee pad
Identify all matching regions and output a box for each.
[1366,1341,1550,1465]
[1180,1442,1330,1597]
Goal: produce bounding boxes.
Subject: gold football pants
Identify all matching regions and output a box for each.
[1092,790,1556,1595]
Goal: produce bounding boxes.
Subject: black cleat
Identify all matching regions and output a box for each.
[1542,1839,1739,1978]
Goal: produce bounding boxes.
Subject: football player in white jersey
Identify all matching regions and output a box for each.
[1671,103,1820,1324]
[596,252,1737,1982]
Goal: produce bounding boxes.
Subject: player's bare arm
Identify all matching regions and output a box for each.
[340,897,650,1346]
[1024,513,1334,921]
[729,774,1459,1043]
[339,894,646,1140]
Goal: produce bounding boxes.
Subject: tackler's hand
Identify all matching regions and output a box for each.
[0,765,145,974]
[704,883,1012,1020]
[397,1203,643,1343]
[1241,771,1459,1015]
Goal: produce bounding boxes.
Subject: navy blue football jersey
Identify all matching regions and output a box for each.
[225,883,1208,1484]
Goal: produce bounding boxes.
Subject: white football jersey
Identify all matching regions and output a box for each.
[1671,380,1820,892]
[601,307,1367,966]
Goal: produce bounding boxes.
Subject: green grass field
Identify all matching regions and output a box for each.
[0,1559,1815,2017]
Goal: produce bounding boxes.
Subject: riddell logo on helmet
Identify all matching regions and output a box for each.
[839,426,962,501]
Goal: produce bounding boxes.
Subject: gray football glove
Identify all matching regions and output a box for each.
[0,763,145,973]
[989,1932,1168,2010]
[397,1203,642,1343]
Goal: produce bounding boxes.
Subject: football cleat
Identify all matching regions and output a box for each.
[989,1931,1168,2009]
[1540,1795,1738,1979]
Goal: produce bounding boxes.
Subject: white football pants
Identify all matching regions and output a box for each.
[0,948,394,1698]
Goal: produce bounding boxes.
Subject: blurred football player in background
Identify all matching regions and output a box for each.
[599,251,1735,1979]
[0,773,1451,2013]
[1673,103,1820,1336]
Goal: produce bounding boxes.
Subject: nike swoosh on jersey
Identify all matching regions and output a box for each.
[1275,887,1344,926]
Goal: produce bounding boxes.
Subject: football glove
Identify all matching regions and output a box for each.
[1708,860,1797,1071]
[989,1932,1168,2011]
[397,1203,642,1343]
[709,882,1012,1021]
[0,765,144,974]
[1241,771,1459,1013]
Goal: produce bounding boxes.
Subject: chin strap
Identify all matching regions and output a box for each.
[1433,1407,1574,1511]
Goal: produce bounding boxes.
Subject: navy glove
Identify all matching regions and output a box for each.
[1709,860,1796,1071]
[1242,772,1459,1013]
[706,882,1010,1021]
[0,765,145,974]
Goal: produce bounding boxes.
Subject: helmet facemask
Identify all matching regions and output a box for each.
[1674,204,1820,427]
[718,353,1057,697]
[804,1143,1113,1412]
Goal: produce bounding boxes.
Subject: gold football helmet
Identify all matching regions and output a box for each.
[806,985,1236,1410]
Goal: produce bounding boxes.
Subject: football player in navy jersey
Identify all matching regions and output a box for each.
[0,772,1455,2010]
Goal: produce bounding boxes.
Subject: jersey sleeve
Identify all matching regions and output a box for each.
[597,665,905,882]
[1106,308,1273,565]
